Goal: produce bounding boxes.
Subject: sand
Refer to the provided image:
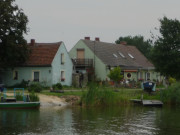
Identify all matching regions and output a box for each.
[38,94,68,107]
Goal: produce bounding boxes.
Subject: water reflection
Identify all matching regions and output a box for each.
[0,106,180,135]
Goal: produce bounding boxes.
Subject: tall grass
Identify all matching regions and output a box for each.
[160,82,180,105]
[29,92,40,102]
[80,83,115,106]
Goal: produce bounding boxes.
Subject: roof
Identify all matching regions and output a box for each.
[23,42,62,67]
[82,39,154,70]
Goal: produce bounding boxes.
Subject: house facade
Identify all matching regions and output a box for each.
[69,37,163,82]
[1,39,73,87]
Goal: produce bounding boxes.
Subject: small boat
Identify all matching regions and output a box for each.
[0,87,40,109]
[0,102,40,109]
[141,81,156,93]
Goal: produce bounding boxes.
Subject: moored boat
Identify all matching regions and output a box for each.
[0,102,40,109]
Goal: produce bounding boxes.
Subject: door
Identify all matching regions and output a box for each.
[77,49,85,64]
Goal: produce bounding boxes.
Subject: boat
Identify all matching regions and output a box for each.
[141,81,156,94]
[0,102,40,109]
[0,87,40,109]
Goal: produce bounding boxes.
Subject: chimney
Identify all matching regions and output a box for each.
[120,41,127,45]
[95,37,100,41]
[30,39,35,46]
[84,37,90,40]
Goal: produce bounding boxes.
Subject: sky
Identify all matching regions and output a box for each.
[16,0,180,51]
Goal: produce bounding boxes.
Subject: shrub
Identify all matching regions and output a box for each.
[15,93,23,101]
[169,77,176,85]
[52,83,62,90]
[28,82,43,93]
[160,82,180,105]
[9,80,29,88]
[29,92,39,102]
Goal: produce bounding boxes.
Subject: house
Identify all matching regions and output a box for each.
[1,39,73,87]
[69,37,163,82]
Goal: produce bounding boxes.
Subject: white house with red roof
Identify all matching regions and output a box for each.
[1,39,73,87]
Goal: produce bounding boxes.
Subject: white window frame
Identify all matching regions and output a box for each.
[61,70,65,82]
[128,53,134,59]
[61,53,65,64]
[32,70,40,82]
[113,54,118,58]
[118,52,125,58]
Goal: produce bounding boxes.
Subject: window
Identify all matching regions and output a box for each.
[128,53,134,59]
[118,52,125,58]
[127,73,131,78]
[113,54,118,58]
[13,70,18,80]
[61,53,65,64]
[61,71,65,81]
[146,72,150,80]
[33,71,40,82]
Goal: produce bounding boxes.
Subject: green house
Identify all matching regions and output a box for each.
[0,39,73,87]
[69,37,163,82]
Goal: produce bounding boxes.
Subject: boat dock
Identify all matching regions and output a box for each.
[130,99,163,107]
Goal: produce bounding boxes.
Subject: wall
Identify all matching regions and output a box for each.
[69,40,107,80]
[3,67,52,87]
[51,42,73,86]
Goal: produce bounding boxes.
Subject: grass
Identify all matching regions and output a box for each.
[8,82,180,106]
[41,90,84,97]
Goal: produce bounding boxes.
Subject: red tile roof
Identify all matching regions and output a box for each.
[24,42,61,66]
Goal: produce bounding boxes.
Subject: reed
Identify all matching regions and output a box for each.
[160,82,180,105]
[80,82,115,106]
[29,92,40,102]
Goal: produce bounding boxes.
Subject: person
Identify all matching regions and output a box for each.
[0,84,4,94]
[79,73,84,88]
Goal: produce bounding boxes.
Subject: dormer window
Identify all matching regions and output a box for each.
[128,53,134,59]
[118,52,125,58]
[113,54,118,58]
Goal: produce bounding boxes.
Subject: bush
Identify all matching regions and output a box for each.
[52,83,62,90]
[15,93,23,101]
[29,92,39,102]
[9,80,29,88]
[160,82,180,105]
[28,82,43,93]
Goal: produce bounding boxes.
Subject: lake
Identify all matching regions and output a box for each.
[1,105,180,135]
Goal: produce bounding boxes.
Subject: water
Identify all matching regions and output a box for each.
[1,106,180,135]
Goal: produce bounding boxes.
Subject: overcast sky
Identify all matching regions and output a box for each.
[16,0,180,51]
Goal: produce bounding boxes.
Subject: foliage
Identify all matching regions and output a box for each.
[160,82,180,105]
[9,80,29,88]
[28,82,43,93]
[0,0,30,68]
[151,16,180,79]
[29,92,39,102]
[52,83,63,90]
[15,92,23,101]
[169,77,176,85]
[115,35,153,59]
[80,82,115,106]
[108,67,123,84]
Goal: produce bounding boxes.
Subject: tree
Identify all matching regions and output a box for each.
[0,0,29,68]
[108,67,123,87]
[115,35,153,59]
[151,17,180,79]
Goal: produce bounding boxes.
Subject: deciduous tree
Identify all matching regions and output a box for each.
[115,35,153,60]
[0,0,29,68]
[151,17,180,79]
